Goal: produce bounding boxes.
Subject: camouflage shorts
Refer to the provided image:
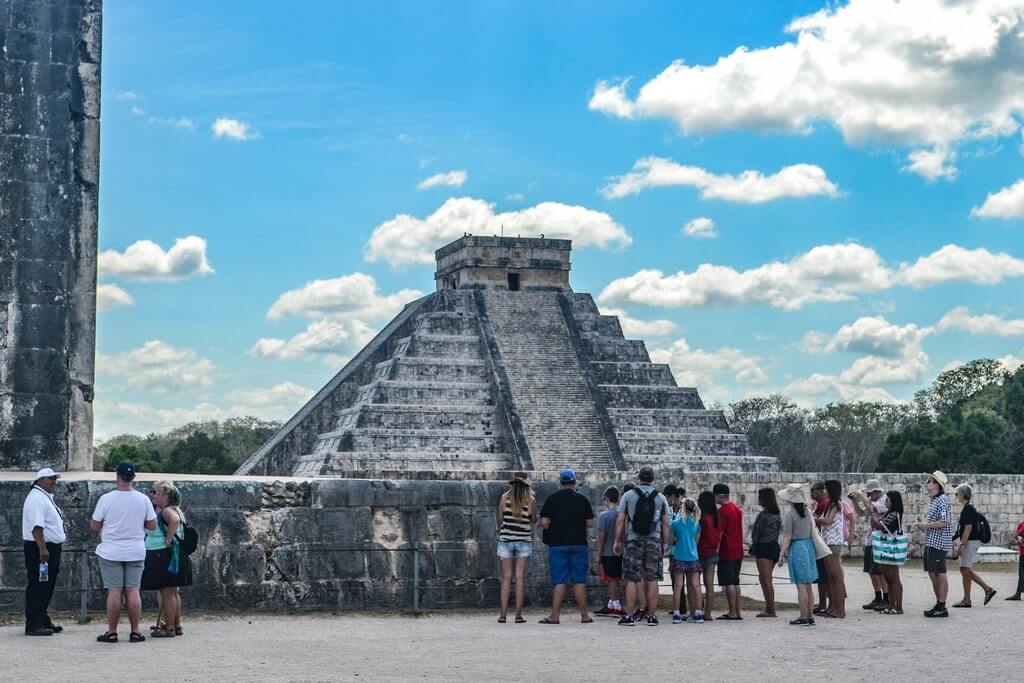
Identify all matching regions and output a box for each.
[623,537,663,583]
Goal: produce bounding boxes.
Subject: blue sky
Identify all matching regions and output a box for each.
[94,0,1024,439]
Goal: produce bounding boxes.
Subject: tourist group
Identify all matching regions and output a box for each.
[496,467,1024,625]
[21,463,194,641]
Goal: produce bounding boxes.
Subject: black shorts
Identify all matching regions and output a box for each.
[862,548,882,575]
[717,558,742,586]
[751,541,780,563]
[815,558,829,585]
[601,555,623,579]
[923,546,947,574]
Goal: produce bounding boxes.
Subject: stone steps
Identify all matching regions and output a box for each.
[331,403,499,431]
[293,451,514,476]
[582,338,651,363]
[323,427,503,453]
[371,356,489,383]
[482,290,613,471]
[572,313,624,338]
[599,384,704,410]
[623,453,779,472]
[608,408,731,431]
[354,379,495,406]
[402,333,482,357]
[590,361,676,386]
[617,430,750,456]
[413,311,479,336]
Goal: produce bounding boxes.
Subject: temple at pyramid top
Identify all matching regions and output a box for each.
[238,235,777,477]
[435,235,574,292]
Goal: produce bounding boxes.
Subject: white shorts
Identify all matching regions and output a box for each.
[959,540,981,568]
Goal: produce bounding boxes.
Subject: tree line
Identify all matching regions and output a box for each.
[726,359,1024,474]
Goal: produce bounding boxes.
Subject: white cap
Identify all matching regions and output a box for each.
[34,468,61,480]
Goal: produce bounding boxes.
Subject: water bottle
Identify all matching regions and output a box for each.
[39,561,49,583]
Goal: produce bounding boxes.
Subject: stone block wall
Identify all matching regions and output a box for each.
[0,0,101,471]
[2,471,1022,614]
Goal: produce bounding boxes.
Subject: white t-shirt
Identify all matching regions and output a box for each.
[22,486,67,544]
[92,489,157,562]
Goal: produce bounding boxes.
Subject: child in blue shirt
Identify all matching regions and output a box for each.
[668,498,704,623]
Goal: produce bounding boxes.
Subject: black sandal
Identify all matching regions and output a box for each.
[129,632,146,643]
[174,626,183,636]
[96,632,118,643]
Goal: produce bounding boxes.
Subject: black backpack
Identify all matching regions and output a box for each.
[975,512,992,544]
[180,523,199,556]
[630,489,659,536]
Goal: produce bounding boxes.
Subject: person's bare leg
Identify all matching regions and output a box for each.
[573,583,590,620]
[969,568,992,593]
[725,585,739,617]
[826,556,845,617]
[625,580,637,615]
[173,589,183,629]
[608,577,620,604]
[702,565,715,618]
[687,573,701,615]
[105,588,122,634]
[499,558,513,619]
[671,572,684,614]
[646,576,659,618]
[797,584,813,620]
[514,557,528,619]
[125,588,142,634]
[931,572,948,603]
[549,584,566,622]
[757,558,776,615]
[959,566,972,603]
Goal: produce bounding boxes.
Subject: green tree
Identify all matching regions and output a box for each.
[812,401,914,472]
[914,359,1006,417]
[167,432,233,474]
[103,443,165,473]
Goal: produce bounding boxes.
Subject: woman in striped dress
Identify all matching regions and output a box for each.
[497,472,536,623]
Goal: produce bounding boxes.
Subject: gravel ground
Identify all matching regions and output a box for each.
[2,561,1020,682]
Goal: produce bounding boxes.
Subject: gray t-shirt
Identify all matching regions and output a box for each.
[781,507,814,540]
[597,508,619,556]
[617,486,670,541]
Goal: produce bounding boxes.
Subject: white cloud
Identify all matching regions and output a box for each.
[970,178,1024,218]
[212,117,261,141]
[682,217,717,239]
[600,243,1024,311]
[903,146,957,182]
[94,401,225,441]
[115,91,142,101]
[784,373,900,404]
[838,352,930,385]
[588,79,637,119]
[417,170,468,190]
[97,340,216,394]
[937,306,1024,336]
[600,308,677,338]
[505,192,525,202]
[251,318,376,364]
[590,0,1024,178]
[364,197,632,268]
[816,316,933,359]
[999,354,1024,373]
[149,115,195,130]
[895,244,1024,288]
[601,157,840,202]
[266,273,423,321]
[96,284,134,312]
[98,236,214,282]
[225,382,315,419]
[650,337,768,391]
[599,242,890,310]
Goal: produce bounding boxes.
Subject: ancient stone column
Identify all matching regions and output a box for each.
[0,0,101,471]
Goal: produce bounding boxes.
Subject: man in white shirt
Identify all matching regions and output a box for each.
[91,462,157,643]
[22,468,67,636]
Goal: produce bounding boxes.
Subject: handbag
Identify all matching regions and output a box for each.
[872,514,908,566]
[811,519,832,560]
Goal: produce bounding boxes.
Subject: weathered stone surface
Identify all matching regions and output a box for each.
[0,0,99,472]
[2,473,1022,613]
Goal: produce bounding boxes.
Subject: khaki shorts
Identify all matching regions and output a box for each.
[98,557,145,589]
[959,540,981,568]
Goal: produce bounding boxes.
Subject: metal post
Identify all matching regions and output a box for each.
[78,551,88,624]
[412,546,419,611]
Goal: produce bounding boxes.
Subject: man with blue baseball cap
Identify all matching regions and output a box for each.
[538,469,595,624]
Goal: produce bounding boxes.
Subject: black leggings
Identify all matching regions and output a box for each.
[1018,557,1024,595]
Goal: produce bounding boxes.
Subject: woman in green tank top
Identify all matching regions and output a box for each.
[141,481,187,637]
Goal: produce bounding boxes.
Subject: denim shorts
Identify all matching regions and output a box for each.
[497,541,533,559]
[548,545,588,586]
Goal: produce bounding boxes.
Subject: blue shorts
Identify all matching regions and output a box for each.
[548,545,588,586]
[497,541,533,559]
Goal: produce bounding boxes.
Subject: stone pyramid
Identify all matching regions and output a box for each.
[237,236,776,476]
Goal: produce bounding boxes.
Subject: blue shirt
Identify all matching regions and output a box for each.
[670,516,700,562]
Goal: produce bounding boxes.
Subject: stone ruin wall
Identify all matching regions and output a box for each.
[0,0,101,472]
[1,471,1022,614]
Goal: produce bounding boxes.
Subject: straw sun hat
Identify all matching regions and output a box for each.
[777,483,810,506]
